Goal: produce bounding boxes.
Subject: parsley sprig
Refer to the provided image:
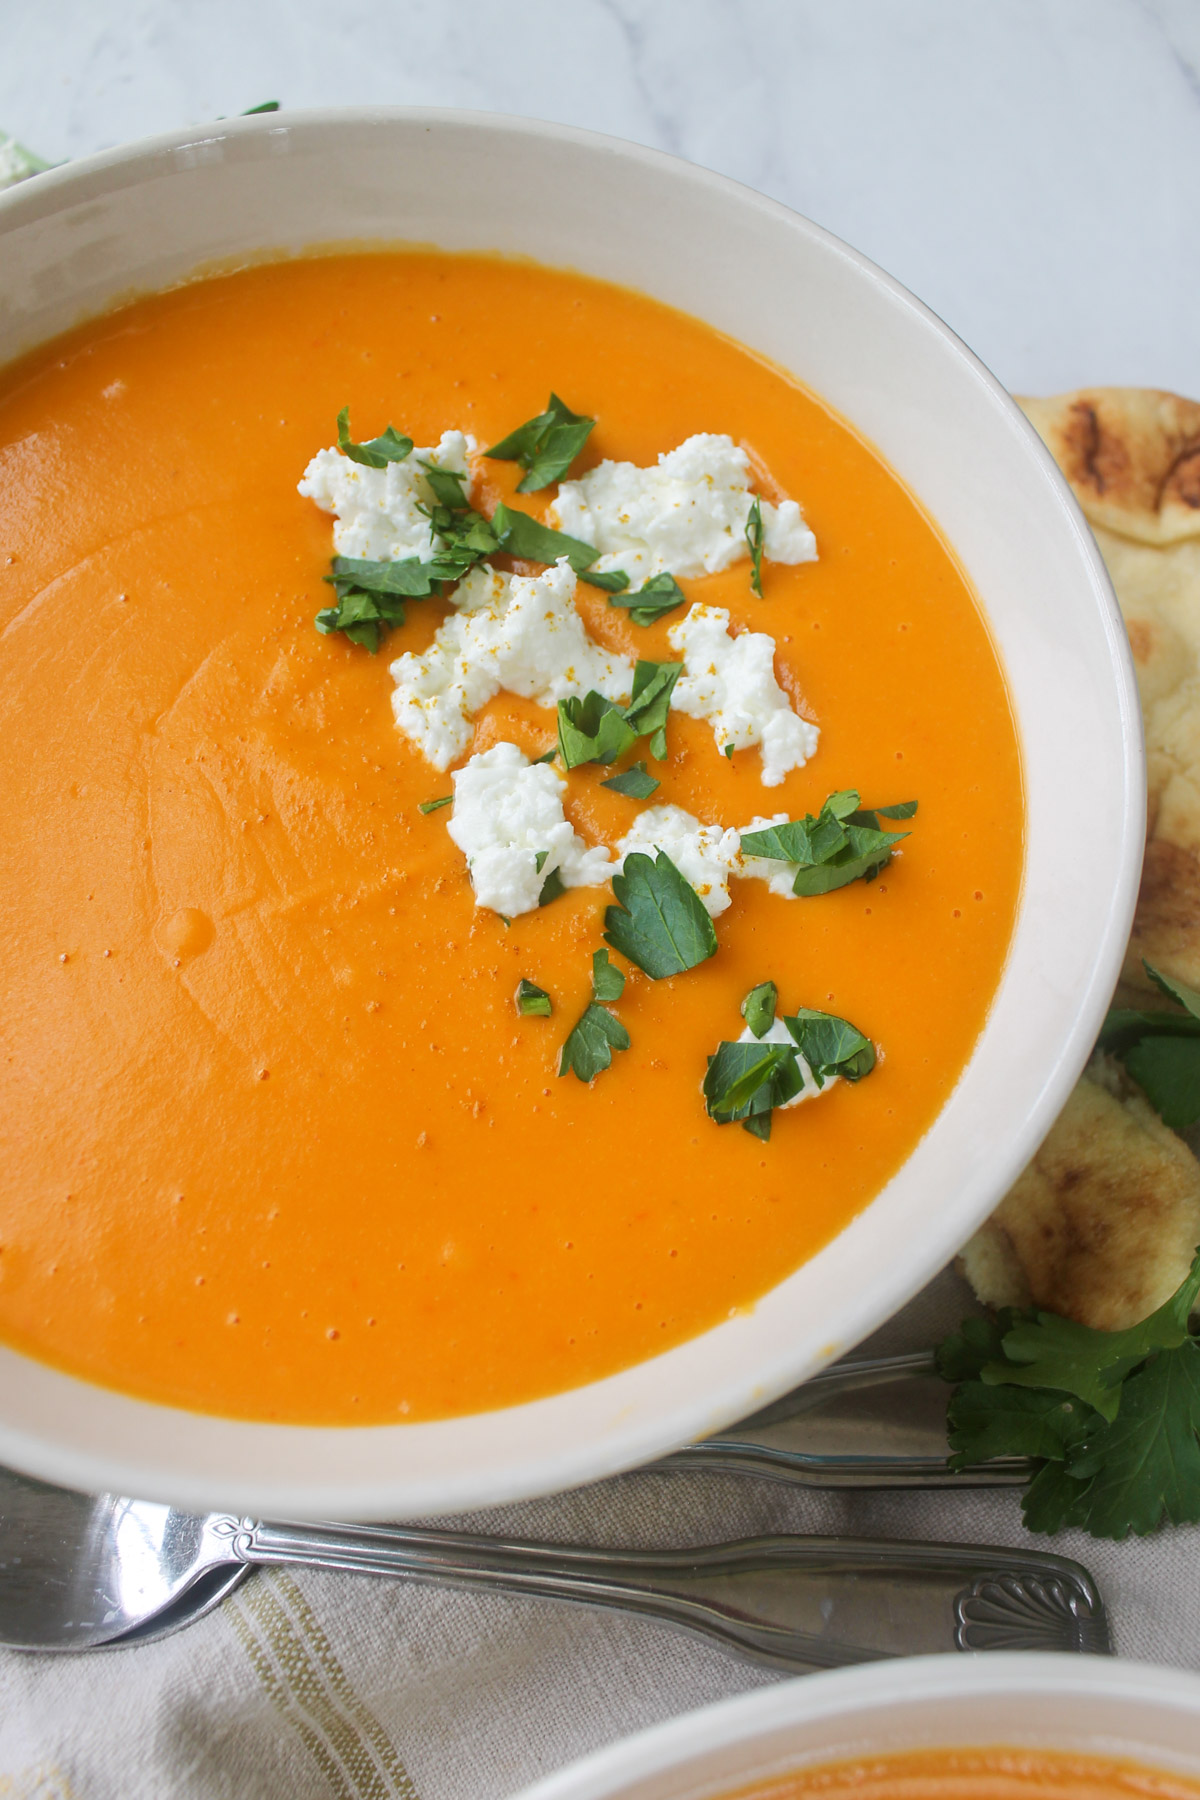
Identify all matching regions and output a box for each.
[485,393,596,493]
[558,950,630,1081]
[704,987,876,1140]
[740,790,917,896]
[601,761,660,800]
[557,661,681,770]
[938,1248,1200,1540]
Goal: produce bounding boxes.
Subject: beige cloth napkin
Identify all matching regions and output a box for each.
[0,1266,1196,1800]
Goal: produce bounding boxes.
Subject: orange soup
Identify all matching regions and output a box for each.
[0,252,1022,1423]
[720,1747,1200,1800]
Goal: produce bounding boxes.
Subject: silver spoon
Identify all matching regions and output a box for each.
[0,1461,1108,1664]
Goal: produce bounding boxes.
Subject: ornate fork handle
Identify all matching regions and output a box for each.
[227,1521,1109,1672]
[668,1351,1034,1488]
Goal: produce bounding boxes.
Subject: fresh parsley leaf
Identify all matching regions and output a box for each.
[314,591,390,652]
[745,496,765,597]
[604,850,718,980]
[607,572,687,627]
[946,1381,1098,1469]
[703,1040,803,1138]
[783,1008,876,1084]
[935,1310,1026,1383]
[980,1249,1200,1421]
[577,566,632,594]
[336,405,414,469]
[418,795,452,815]
[486,393,596,492]
[418,461,472,510]
[600,761,660,799]
[324,555,437,600]
[739,790,916,896]
[532,748,558,765]
[740,980,777,1039]
[1099,960,1200,1129]
[539,865,567,907]
[242,100,281,113]
[491,503,595,572]
[623,660,680,761]
[1123,1037,1200,1130]
[516,978,552,1017]
[1051,1344,1200,1539]
[558,1001,630,1081]
[591,948,626,1002]
[557,692,638,770]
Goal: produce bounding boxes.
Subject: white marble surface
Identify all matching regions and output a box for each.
[2,0,1198,398]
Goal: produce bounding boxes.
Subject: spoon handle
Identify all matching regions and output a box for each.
[230,1522,1109,1672]
[668,1351,1033,1488]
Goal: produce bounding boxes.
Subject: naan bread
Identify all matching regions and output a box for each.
[960,389,1200,1327]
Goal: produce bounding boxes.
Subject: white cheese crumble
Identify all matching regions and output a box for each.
[298,430,476,563]
[550,433,817,587]
[390,561,634,770]
[736,812,801,898]
[736,1017,830,1109]
[447,742,614,916]
[615,805,743,919]
[668,604,819,786]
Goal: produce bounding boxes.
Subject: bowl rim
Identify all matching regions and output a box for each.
[0,106,1145,1517]
[509,1653,1200,1800]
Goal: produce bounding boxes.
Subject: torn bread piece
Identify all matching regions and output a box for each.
[959,1065,1200,1331]
[1019,389,1200,995]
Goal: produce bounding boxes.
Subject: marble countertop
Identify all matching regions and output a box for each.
[2,0,1198,399]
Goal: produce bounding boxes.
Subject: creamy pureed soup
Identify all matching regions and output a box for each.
[720,1747,1200,1800]
[0,253,1022,1424]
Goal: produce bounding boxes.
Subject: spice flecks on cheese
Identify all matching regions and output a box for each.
[616,805,743,918]
[298,430,476,563]
[737,1018,830,1107]
[668,604,819,786]
[550,433,817,586]
[390,561,634,770]
[448,742,614,916]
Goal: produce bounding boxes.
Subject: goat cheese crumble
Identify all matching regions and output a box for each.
[668,604,819,786]
[550,433,817,587]
[298,430,476,563]
[390,561,634,770]
[737,1017,830,1108]
[447,742,614,916]
[615,805,744,918]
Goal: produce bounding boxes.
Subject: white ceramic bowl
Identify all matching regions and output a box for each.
[511,1655,1200,1800]
[0,109,1142,1518]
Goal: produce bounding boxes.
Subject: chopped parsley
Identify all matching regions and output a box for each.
[557,661,680,771]
[315,554,440,651]
[1097,961,1200,1131]
[745,496,765,597]
[704,1000,875,1140]
[739,790,917,895]
[418,794,452,815]
[622,660,680,761]
[601,761,660,800]
[604,850,718,979]
[557,692,638,770]
[515,979,552,1017]
[336,406,414,469]
[740,979,777,1039]
[490,503,628,591]
[938,1248,1200,1540]
[485,393,596,492]
[607,572,687,627]
[558,1001,630,1082]
[538,865,567,907]
[590,948,626,1002]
